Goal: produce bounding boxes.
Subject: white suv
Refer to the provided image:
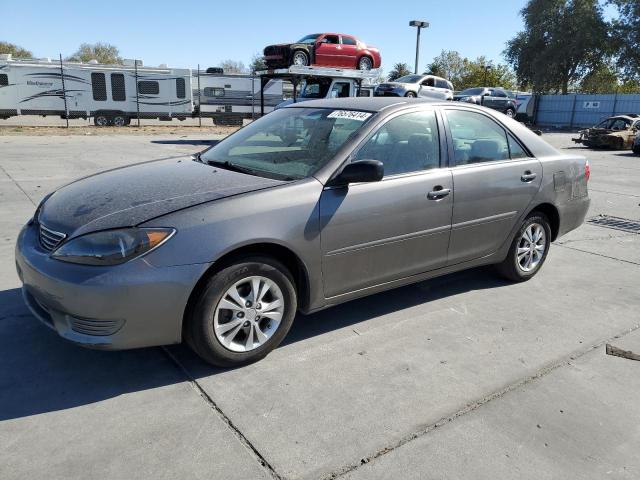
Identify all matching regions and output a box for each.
[374,74,454,100]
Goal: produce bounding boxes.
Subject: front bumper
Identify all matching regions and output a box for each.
[15,223,211,350]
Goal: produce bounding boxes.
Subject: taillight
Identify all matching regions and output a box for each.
[585,160,590,181]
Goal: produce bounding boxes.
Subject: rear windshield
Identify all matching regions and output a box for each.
[201,107,374,180]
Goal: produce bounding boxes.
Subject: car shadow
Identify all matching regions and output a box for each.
[0,266,508,421]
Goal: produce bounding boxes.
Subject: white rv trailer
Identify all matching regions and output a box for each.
[0,54,192,125]
[194,70,284,126]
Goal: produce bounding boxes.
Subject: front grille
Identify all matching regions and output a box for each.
[587,215,640,234]
[39,224,66,252]
[70,317,124,336]
[264,45,285,57]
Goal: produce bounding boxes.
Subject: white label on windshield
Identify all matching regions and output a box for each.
[327,110,372,121]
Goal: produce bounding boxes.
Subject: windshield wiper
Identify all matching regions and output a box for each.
[193,151,203,163]
[205,159,261,176]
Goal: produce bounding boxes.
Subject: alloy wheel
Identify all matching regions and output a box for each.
[516,222,546,272]
[213,275,284,352]
[95,115,109,127]
[292,51,308,66]
[358,57,373,70]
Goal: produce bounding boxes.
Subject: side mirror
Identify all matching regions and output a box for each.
[331,160,384,186]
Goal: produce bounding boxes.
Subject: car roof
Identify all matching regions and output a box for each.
[283,97,442,112]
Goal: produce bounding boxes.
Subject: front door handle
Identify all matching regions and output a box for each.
[427,186,451,200]
[521,171,537,182]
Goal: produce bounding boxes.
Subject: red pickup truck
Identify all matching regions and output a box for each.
[264,33,381,71]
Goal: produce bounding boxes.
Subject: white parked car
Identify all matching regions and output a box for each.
[375,74,454,100]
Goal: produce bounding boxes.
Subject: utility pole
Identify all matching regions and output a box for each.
[409,20,429,74]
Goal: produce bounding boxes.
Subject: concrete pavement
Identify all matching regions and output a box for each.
[1,132,639,479]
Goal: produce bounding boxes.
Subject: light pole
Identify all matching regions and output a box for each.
[409,20,429,74]
[482,64,492,85]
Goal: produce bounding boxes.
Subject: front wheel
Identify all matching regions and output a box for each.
[112,114,128,127]
[186,257,297,367]
[291,50,309,67]
[405,91,417,98]
[504,108,516,118]
[94,114,110,127]
[496,213,551,282]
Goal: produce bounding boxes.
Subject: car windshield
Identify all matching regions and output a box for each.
[394,75,423,84]
[300,79,332,99]
[200,107,374,180]
[298,34,320,44]
[460,88,486,95]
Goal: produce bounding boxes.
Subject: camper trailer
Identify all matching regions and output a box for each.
[0,55,192,125]
[194,70,284,126]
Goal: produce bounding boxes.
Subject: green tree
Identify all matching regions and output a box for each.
[0,41,32,59]
[609,0,640,80]
[457,57,517,91]
[67,42,122,64]
[388,62,411,81]
[579,63,619,93]
[219,59,246,74]
[249,53,266,73]
[426,50,466,86]
[505,0,609,94]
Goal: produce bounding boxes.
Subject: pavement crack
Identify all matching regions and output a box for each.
[161,347,283,480]
[0,164,37,207]
[555,244,640,266]
[321,323,640,480]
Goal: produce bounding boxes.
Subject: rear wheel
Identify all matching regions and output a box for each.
[358,56,373,70]
[496,213,551,282]
[112,114,128,127]
[94,114,110,127]
[292,50,309,67]
[186,257,297,367]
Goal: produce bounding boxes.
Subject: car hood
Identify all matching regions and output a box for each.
[38,157,285,238]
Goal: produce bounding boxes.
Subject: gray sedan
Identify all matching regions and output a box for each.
[15,98,590,366]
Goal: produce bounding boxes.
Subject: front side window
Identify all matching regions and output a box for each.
[0,74,8,87]
[110,73,125,101]
[138,81,159,95]
[91,72,107,101]
[422,77,435,87]
[353,110,440,176]
[201,107,373,180]
[300,79,331,99]
[176,78,186,99]
[322,35,339,44]
[446,110,510,165]
[330,82,350,98]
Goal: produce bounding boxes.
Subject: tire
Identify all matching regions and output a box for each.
[291,50,309,67]
[496,213,552,282]
[94,114,110,127]
[112,114,128,127]
[405,91,417,98]
[504,108,516,118]
[358,56,373,71]
[186,257,297,367]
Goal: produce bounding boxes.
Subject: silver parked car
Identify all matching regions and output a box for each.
[15,98,590,367]
[375,74,454,100]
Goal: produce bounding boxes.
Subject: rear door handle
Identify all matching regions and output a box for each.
[427,187,451,200]
[521,171,537,182]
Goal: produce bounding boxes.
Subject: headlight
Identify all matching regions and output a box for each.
[51,228,175,266]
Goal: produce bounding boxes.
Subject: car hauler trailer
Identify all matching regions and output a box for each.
[0,54,192,125]
[193,69,284,126]
[256,65,379,115]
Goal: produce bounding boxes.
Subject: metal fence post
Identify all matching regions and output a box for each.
[197,64,202,127]
[134,60,140,127]
[59,54,69,128]
[569,94,577,129]
[251,74,255,121]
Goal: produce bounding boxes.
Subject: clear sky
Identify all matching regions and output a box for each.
[0,0,614,72]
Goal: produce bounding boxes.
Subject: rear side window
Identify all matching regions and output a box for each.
[435,79,449,89]
[176,78,186,99]
[493,89,508,98]
[91,72,107,101]
[0,74,8,87]
[341,36,357,45]
[446,110,509,165]
[508,134,528,159]
[138,81,159,95]
[353,110,441,176]
[110,73,125,101]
